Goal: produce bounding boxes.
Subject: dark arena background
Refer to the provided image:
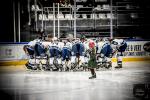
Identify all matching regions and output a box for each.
[0,0,150,100]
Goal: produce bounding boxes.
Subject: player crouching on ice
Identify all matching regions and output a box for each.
[49,37,62,71]
[23,35,53,70]
[61,39,72,71]
[96,38,113,69]
[23,38,41,70]
[111,38,127,68]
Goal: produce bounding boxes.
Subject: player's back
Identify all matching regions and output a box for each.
[28,39,41,47]
[97,41,106,54]
[112,39,125,46]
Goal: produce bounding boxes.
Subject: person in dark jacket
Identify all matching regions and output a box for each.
[87,40,97,79]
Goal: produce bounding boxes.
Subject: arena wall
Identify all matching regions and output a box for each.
[0,41,150,66]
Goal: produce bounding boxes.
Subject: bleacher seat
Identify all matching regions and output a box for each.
[48,14,54,20]
[77,5,83,10]
[106,13,114,19]
[82,14,87,19]
[102,4,110,10]
[65,14,73,20]
[93,5,102,11]
[99,14,106,19]
[57,13,64,20]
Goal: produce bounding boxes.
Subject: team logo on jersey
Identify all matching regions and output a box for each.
[143,42,150,52]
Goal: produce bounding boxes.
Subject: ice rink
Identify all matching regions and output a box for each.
[0,61,150,100]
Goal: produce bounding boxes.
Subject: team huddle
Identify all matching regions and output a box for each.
[23,35,127,71]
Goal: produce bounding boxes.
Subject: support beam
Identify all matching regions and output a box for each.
[53,3,56,37]
[110,0,113,39]
[58,3,60,38]
[18,1,20,42]
[41,8,44,31]
[13,1,16,42]
[34,0,38,31]
[73,0,76,39]
[28,0,31,26]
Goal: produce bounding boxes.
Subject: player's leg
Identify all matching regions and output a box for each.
[106,44,113,69]
[115,52,123,68]
[106,57,112,69]
[115,43,127,68]
[25,46,38,70]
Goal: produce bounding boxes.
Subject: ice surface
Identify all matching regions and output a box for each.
[0,61,150,100]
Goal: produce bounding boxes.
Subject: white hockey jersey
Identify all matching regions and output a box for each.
[28,39,41,47]
[112,39,126,47]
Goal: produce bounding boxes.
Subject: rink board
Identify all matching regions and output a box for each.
[0,57,150,66]
[0,40,150,66]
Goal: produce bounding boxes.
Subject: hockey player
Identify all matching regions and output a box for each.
[79,36,89,71]
[50,37,61,58]
[24,34,53,57]
[111,38,127,68]
[96,38,113,69]
[23,38,42,69]
[71,37,85,71]
[62,39,72,61]
[62,39,72,71]
[49,37,62,71]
